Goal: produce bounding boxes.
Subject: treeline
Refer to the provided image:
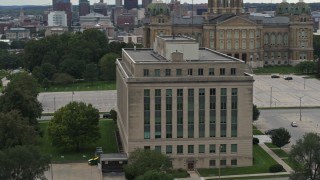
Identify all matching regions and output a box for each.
[0,29,140,87]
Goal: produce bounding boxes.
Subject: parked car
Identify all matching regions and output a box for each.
[102,113,111,118]
[291,121,298,127]
[265,129,277,135]
[88,156,99,165]
[271,74,280,78]
[284,76,293,80]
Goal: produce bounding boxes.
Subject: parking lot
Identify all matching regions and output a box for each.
[253,74,320,108]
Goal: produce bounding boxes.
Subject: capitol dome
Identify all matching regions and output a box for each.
[145,0,170,17]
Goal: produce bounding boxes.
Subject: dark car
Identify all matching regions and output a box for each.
[284,76,293,80]
[102,113,111,118]
[265,129,277,135]
[271,75,280,78]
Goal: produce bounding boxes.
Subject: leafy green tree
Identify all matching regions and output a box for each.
[271,127,291,149]
[99,53,119,81]
[0,111,37,149]
[41,63,57,80]
[136,170,173,180]
[52,73,74,85]
[253,104,260,121]
[290,133,320,180]
[110,109,117,123]
[83,63,98,84]
[295,61,316,74]
[0,73,42,126]
[0,41,9,50]
[0,145,50,180]
[10,41,26,49]
[124,149,172,180]
[314,35,320,58]
[48,101,100,151]
[60,57,86,79]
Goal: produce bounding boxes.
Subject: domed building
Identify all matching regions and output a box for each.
[143,0,314,68]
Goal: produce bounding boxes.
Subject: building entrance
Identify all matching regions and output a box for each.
[187,161,195,170]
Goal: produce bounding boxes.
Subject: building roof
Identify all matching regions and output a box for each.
[100,153,128,161]
[125,48,238,63]
[173,15,204,25]
[248,16,290,25]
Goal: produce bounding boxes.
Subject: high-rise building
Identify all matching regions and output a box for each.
[93,0,108,16]
[116,35,254,169]
[124,0,138,10]
[116,0,122,6]
[142,0,153,9]
[79,0,90,16]
[48,11,68,26]
[52,0,72,26]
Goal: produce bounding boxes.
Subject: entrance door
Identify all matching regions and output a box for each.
[242,54,247,62]
[187,161,194,170]
[235,53,239,59]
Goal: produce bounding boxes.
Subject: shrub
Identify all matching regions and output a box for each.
[253,137,260,144]
[269,164,284,173]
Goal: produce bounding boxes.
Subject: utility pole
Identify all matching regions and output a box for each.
[54,96,56,112]
[300,96,303,121]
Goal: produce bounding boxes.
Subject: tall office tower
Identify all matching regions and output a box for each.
[52,0,72,26]
[142,0,153,8]
[124,0,138,10]
[79,0,90,16]
[116,0,122,6]
[93,0,108,16]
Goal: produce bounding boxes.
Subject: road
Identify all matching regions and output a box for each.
[255,108,320,146]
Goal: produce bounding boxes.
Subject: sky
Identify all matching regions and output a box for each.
[0,0,317,6]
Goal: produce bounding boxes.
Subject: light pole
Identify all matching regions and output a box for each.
[304,78,306,89]
[270,86,273,108]
[218,145,222,180]
[299,96,303,121]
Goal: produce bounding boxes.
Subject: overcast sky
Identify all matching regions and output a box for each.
[0,0,316,6]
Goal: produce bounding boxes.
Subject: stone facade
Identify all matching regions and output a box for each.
[143,0,314,68]
[116,36,254,169]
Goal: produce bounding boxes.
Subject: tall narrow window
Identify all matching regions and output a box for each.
[166,89,172,138]
[188,68,193,76]
[143,69,149,76]
[188,145,194,154]
[199,88,205,138]
[177,89,183,138]
[231,68,236,75]
[220,88,227,137]
[177,145,183,154]
[210,88,216,137]
[220,68,225,75]
[198,68,204,76]
[231,88,238,137]
[209,144,216,153]
[188,89,194,138]
[209,68,214,75]
[165,69,171,76]
[155,89,161,139]
[154,69,160,77]
[144,89,150,139]
[176,69,182,76]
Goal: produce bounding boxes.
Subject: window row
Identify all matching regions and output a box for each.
[209,159,238,166]
[143,68,237,77]
[143,144,238,155]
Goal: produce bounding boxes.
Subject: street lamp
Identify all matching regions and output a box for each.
[218,145,222,180]
[299,96,304,121]
[270,86,273,108]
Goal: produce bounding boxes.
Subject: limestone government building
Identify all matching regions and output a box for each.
[116,35,254,169]
[143,0,314,68]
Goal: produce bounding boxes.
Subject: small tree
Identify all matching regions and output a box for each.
[83,63,98,84]
[253,104,260,121]
[290,132,320,180]
[124,149,172,180]
[48,101,100,151]
[271,127,291,149]
[110,109,117,123]
[0,145,50,180]
[136,170,173,180]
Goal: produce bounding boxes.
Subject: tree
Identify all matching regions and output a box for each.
[253,104,260,121]
[0,111,37,150]
[271,127,291,149]
[295,61,316,74]
[124,149,172,180]
[99,53,119,81]
[10,41,26,49]
[83,63,98,84]
[0,145,50,180]
[52,73,74,85]
[0,73,42,126]
[0,41,9,49]
[136,170,173,180]
[290,133,320,180]
[110,109,117,123]
[48,101,100,151]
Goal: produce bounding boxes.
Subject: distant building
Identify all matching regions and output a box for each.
[45,26,68,36]
[116,35,254,169]
[48,11,68,26]
[142,0,153,9]
[118,35,143,44]
[5,28,30,41]
[79,12,115,37]
[124,0,138,10]
[52,0,72,26]
[79,0,91,16]
[93,0,108,16]
[116,14,135,31]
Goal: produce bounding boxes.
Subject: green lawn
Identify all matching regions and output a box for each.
[40,81,116,92]
[265,143,278,149]
[253,66,297,74]
[198,145,278,177]
[253,125,264,135]
[271,149,289,158]
[283,158,303,170]
[208,174,290,180]
[38,119,118,163]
